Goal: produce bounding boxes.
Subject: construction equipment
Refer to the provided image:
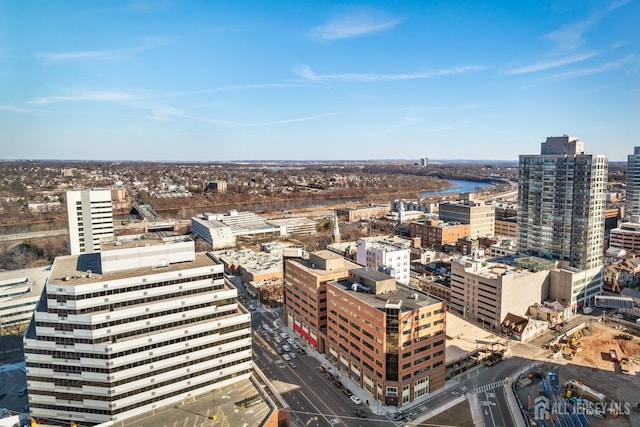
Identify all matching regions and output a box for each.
[610,349,619,362]
[565,379,606,404]
[621,357,631,374]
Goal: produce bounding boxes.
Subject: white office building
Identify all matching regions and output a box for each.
[66,188,114,255]
[356,237,411,285]
[23,235,252,426]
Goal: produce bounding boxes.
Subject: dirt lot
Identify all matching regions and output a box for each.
[536,322,640,427]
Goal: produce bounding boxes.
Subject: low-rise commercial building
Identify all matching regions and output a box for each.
[409,219,470,251]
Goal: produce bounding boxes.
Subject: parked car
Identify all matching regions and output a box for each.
[283,353,291,361]
[350,395,362,405]
[289,352,297,359]
[317,365,326,373]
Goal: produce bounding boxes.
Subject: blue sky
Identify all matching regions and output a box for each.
[1,0,638,161]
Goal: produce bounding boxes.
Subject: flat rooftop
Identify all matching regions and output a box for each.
[117,371,285,427]
[212,249,282,275]
[445,312,500,363]
[48,252,218,287]
[330,279,443,311]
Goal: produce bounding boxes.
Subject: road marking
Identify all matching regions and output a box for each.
[472,380,506,394]
[300,391,333,426]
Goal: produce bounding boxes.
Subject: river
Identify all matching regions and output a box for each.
[419,179,492,197]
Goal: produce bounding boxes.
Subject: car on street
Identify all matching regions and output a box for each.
[276,347,283,354]
[289,352,297,359]
[317,365,326,373]
[282,345,291,352]
[350,395,362,405]
[287,338,294,344]
[283,353,291,361]
[280,333,288,339]
[353,409,367,418]
[289,362,298,369]
[274,337,282,343]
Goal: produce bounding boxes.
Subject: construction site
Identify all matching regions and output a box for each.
[513,319,640,427]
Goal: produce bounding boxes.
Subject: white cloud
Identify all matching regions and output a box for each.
[542,1,630,54]
[29,91,136,105]
[248,112,343,127]
[506,52,599,75]
[26,89,340,128]
[34,38,171,63]
[293,65,483,82]
[309,11,402,41]
[0,105,48,115]
[547,54,639,79]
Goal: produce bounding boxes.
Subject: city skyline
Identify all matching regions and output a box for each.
[1,0,639,161]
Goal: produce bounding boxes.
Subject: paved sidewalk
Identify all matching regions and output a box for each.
[281,323,465,420]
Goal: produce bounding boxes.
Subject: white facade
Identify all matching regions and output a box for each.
[24,239,252,426]
[450,257,550,330]
[356,238,410,285]
[66,189,114,255]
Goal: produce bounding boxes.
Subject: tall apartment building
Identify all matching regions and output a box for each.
[356,237,411,285]
[517,136,608,270]
[284,250,359,352]
[326,268,446,407]
[438,193,495,238]
[24,236,252,426]
[65,188,114,255]
[626,147,640,220]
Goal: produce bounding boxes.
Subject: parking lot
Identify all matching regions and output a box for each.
[0,361,30,421]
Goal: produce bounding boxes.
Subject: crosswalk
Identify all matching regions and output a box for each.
[472,379,507,393]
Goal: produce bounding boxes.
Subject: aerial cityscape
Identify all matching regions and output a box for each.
[2,1,640,427]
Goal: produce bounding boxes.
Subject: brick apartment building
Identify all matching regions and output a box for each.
[409,219,470,251]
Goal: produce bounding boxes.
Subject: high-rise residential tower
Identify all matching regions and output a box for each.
[517,136,608,270]
[626,147,640,221]
[65,188,114,255]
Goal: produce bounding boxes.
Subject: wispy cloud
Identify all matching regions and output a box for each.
[542,0,630,54]
[29,91,136,105]
[0,105,48,115]
[33,37,171,63]
[547,54,639,80]
[309,11,403,41]
[506,51,599,75]
[292,65,483,82]
[248,112,343,127]
[26,89,340,128]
